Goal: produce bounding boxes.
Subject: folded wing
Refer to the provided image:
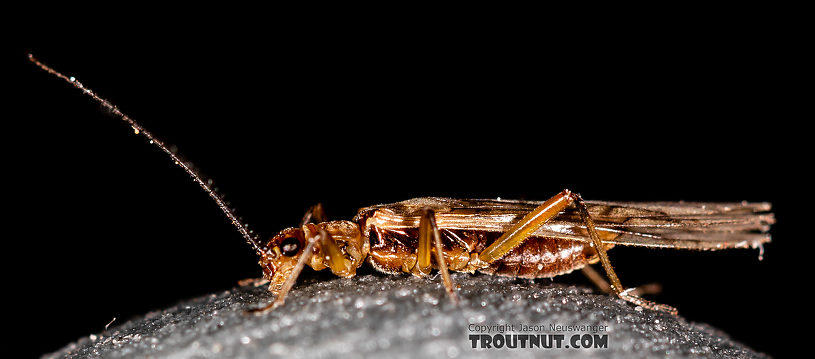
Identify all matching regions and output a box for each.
[361,197,774,251]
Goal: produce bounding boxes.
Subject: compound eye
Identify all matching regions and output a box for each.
[280,237,300,256]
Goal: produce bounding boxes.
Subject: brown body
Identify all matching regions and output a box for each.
[364,225,602,278]
[260,197,773,292]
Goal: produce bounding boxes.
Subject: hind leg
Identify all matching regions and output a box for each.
[581,266,662,297]
[477,189,677,314]
[571,194,677,314]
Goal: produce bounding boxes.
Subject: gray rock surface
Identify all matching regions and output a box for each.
[44,273,768,359]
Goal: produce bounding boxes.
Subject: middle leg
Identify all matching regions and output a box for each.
[413,208,459,305]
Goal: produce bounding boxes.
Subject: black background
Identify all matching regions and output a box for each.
[9,30,803,358]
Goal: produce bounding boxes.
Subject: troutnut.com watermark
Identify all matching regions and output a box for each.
[468,323,609,349]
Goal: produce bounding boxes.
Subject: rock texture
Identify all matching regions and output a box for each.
[44,273,768,358]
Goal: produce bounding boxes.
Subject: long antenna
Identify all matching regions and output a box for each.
[29,54,266,256]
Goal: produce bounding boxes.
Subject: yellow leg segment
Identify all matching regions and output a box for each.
[415,209,459,305]
[478,189,575,264]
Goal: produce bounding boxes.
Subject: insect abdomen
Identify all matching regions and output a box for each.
[451,230,602,279]
[364,224,602,279]
[481,236,599,278]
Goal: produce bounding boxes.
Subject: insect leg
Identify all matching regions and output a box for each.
[313,227,354,277]
[580,266,611,293]
[580,266,662,296]
[300,203,327,225]
[478,190,575,264]
[415,209,460,304]
[248,230,321,314]
[237,277,270,287]
[572,194,677,315]
[239,203,329,289]
[476,189,676,314]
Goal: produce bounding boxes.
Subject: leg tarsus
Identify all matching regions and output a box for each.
[245,299,278,315]
[582,266,662,296]
[238,277,269,287]
[581,265,670,313]
[619,288,678,315]
[627,283,662,297]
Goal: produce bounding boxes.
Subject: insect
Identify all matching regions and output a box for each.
[30,54,774,316]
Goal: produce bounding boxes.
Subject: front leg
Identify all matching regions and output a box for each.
[237,277,269,287]
[242,204,328,294]
[247,230,320,314]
